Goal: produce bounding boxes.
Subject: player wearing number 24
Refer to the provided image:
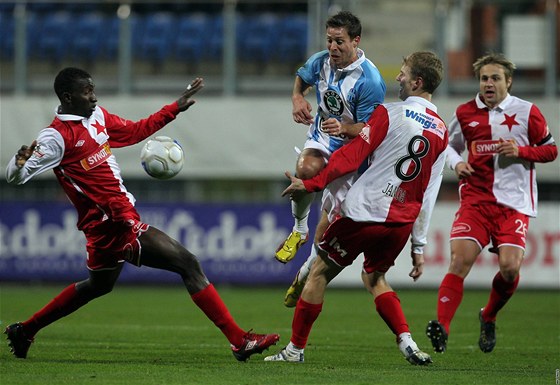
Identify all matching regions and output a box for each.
[426,53,558,355]
[265,51,446,365]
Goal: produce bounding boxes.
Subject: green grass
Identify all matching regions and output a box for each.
[0,284,558,385]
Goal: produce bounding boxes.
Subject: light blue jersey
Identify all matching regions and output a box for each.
[297,48,386,155]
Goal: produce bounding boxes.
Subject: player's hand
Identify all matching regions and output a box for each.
[497,137,519,158]
[454,161,474,179]
[281,171,307,199]
[15,140,37,168]
[176,77,204,111]
[292,95,314,125]
[409,251,424,282]
[321,118,342,136]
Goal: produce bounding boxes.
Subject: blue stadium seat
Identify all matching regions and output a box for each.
[137,12,176,66]
[276,14,308,64]
[237,13,279,64]
[0,11,15,60]
[205,14,223,60]
[103,15,141,61]
[33,11,72,63]
[174,13,210,65]
[69,12,107,62]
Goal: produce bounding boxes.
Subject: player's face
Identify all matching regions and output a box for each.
[326,27,359,69]
[67,77,97,118]
[396,64,415,101]
[478,64,512,109]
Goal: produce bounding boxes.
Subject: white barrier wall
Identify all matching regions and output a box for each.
[1,95,559,181]
[331,202,560,289]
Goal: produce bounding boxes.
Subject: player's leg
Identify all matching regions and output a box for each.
[363,271,432,365]
[426,238,480,353]
[5,265,122,359]
[265,251,343,363]
[478,245,523,353]
[284,210,330,307]
[138,226,279,361]
[275,148,325,263]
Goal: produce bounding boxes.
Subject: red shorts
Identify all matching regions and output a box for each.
[85,219,149,271]
[450,203,529,250]
[318,217,413,274]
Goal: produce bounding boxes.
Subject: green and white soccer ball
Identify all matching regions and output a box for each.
[140,136,184,180]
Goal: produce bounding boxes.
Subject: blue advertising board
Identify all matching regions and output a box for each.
[0,202,318,284]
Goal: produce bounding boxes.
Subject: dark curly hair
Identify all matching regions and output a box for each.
[54,67,92,100]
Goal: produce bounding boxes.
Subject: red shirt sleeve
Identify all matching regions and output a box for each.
[103,102,180,148]
[303,105,390,192]
[517,104,558,163]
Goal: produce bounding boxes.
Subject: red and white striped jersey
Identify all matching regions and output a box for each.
[6,103,180,232]
[304,96,448,252]
[446,94,557,217]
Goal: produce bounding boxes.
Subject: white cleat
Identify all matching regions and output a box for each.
[264,347,304,363]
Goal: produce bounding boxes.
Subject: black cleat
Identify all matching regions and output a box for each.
[426,320,448,353]
[478,309,496,353]
[5,323,33,359]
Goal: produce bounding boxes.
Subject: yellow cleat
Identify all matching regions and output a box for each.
[275,231,308,264]
[284,272,307,308]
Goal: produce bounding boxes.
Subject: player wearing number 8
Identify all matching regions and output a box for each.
[265,51,446,365]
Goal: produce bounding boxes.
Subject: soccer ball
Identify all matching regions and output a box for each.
[140,136,184,180]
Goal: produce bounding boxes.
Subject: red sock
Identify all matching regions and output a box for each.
[290,298,322,349]
[481,272,519,322]
[22,283,90,337]
[191,284,245,347]
[437,273,464,334]
[374,291,409,336]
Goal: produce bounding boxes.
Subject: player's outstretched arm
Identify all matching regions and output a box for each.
[176,77,204,112]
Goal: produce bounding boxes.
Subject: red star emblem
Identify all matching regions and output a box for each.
[92,121,106,135]
[500,113,518,131]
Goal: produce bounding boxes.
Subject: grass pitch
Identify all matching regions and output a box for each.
[0,284,558,385]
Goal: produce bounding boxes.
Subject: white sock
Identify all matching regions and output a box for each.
[298,244,318,282]
[291,192,316,235]
[287,341,304,354]
[397,332,418,357]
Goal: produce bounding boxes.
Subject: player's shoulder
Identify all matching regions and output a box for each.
[503,94,534,110]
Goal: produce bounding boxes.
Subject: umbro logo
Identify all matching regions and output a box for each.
[468,121,479,127]
[440,296,450,303]
[75,140,85,147]
[245,340,257,350]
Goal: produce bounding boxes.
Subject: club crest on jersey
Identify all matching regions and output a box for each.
[323,90,344,116]
[80,143,112,170]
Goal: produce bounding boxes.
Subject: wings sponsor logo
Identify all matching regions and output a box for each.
[471,139,514,156]
[404,109,445,138]
[80,143,112,170]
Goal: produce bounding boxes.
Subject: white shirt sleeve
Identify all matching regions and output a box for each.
[5,128,65,185]
[410,149,445,254]
[445,112,467,170]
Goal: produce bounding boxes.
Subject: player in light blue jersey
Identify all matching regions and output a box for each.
[275,11,386,306]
